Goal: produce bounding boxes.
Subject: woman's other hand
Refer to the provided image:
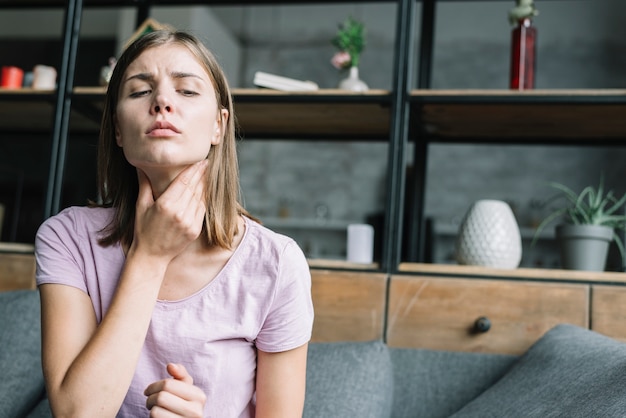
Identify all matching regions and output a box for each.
[145,363,207,417]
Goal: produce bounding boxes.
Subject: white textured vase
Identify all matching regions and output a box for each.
[455,200,522,269]
[339,66,369,92]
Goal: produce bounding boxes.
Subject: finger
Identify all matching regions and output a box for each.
[168,160,208,196]
[146,388,178,410]
[161,161,208,220]
[143,365,194,396]
[180,158,209,186]
[144,378,206,414]
[144,379,164,398]
[146,392,202,418]
[167,363,193,385]
[148,405,179,418]
[169,162,208,209]
[145,377,204,401]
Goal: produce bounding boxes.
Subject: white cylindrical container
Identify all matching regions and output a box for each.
[455,199,522,269]
[32,65,57,90]
[347,223,374,264]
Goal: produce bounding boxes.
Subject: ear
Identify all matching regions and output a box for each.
[211,108,229,145]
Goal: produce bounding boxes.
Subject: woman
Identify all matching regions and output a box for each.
[35,30,314,417]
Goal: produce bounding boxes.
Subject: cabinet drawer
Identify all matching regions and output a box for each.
[591,285,626,343]
[0,253,36,292]
[387,275,589,355]
[310,270,387,343]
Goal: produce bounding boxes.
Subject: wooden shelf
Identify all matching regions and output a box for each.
[0,242,34,254]
[398,262,626,285]
[261,217,357,231]
[0,88,56,134]
[232,88,391,139]
[412,89,626,142]
[308,258,379,271]
[1,87,392,139]
[6,88,626,142]
[72,87,393,140]
[0,88,101,135]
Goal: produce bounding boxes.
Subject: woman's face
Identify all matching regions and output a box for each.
[114,43,227,172]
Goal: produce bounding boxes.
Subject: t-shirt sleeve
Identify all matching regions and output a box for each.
[35,208,88,293]
[255,240,314,353]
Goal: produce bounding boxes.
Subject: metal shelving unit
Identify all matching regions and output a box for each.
[2,0,626,275]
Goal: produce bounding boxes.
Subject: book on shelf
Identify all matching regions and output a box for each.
[253,71,319,92]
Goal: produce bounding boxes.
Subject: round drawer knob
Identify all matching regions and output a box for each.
[473,316,491,333]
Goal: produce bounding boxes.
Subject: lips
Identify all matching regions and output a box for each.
[146,121,180,136]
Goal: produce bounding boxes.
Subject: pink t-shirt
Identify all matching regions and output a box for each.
[35,206,314,418]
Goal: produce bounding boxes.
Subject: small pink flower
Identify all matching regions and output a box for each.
[331,51,352,69]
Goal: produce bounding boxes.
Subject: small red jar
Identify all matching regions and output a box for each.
[1,66,24,89]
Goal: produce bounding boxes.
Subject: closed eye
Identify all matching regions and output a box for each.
[129,89,151,98]
[178,89,199,97]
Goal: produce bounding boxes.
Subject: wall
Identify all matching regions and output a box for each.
[115,7,242,82]
[0,7,241,86]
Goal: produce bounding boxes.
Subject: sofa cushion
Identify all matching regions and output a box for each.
[304,340,393,418]
[26,397,52,418]
[450,324,626,418]
[0,289,46,418]
[390,348,517,418]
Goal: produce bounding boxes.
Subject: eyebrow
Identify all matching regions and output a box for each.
[125,71,204,83]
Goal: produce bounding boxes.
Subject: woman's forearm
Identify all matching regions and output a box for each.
[43,251,169,417]
[44,162,209,417]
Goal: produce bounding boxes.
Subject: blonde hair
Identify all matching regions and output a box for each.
[95,30,250,249]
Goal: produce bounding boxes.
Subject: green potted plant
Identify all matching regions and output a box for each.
[330,16,368,91]
[533,178,626,272]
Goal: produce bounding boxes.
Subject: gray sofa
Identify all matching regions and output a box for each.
[4,289,626,418]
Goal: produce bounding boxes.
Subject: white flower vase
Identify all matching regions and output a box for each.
[339,66,368,92]
[455,199,522,269]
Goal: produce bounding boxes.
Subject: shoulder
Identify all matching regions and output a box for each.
[36,206,114,242]
[243,216,303,258]
[40,206,113,229]
[35,206,121,297]
[239,217,309,278]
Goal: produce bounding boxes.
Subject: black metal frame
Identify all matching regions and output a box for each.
[3,0,622,273]
[46,0,82,218]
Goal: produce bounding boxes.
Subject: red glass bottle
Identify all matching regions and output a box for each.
[509,18,537,90]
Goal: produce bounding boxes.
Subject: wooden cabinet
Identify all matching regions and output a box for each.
[386,274,589,355]
[310,270,387,343]
[0,249,36,292]
[308,267,626,354]
[591,285,626,343]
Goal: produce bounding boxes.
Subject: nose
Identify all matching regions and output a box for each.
[154,104,171,113]
[152,94,173,114]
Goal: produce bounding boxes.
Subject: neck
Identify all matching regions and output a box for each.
[142,165,187,199]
